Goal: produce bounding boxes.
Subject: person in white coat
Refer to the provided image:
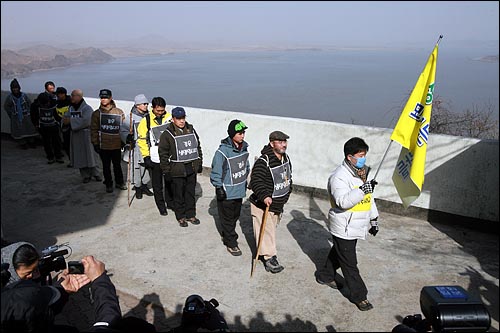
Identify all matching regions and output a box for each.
[321,137,379,311]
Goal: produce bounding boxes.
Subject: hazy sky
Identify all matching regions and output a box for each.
[1,1,499,48]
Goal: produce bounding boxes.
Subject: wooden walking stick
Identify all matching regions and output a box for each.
[127,111,134,207]
[251,205,270,277]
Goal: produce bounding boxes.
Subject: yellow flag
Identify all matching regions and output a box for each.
[391,43,439,208]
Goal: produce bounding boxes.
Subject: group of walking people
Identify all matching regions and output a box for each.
[4,78,380,311]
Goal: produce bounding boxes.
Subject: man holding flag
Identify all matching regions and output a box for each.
[391,37,441,208]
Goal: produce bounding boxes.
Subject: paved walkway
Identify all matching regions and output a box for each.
[1,137,498,332]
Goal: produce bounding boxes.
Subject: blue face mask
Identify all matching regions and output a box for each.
[353,156,366,168]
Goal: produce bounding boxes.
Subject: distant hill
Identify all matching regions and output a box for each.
[1,45,114,78]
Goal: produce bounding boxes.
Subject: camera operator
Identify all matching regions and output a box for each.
[1,254,124,332]
[1,242,41,286]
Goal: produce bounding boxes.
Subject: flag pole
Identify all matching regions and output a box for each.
[372,140,394,180]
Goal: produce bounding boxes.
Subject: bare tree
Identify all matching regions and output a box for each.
[430,96,499,140]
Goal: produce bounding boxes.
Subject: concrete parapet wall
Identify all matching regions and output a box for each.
[2,94,498,222]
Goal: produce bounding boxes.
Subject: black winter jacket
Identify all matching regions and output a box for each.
[249,144,292,213]
[158,122,203,177]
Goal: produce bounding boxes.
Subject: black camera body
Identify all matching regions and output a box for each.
[420,286,490,332]
[394,286,491,332]
[1,263,12,288]
[181,294,228,332]
[37,247,68,283]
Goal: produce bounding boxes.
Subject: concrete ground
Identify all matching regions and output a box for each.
[1,136,498,332]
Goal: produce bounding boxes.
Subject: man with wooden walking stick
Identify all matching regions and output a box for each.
[249,131,292,274]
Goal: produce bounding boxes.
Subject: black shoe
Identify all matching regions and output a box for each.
[263,256,284,273]
[115,183,127,190]
[135,187,143,199]
[67,163,73,168]
[141,185,154,196]
[94,176,102,182]
[56,158,64,164]
[187,217,200,225]
[227,246,242,256]
[83,177,91,183]
[159,209,168,216]
[106,185,114,193]
[315,273,343,289]
[47,159,55,164]
[21,144,29,150]
[355,300,373,311]
[178,218,188,227]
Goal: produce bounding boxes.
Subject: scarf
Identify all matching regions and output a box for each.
[13,94,24,123]
[345,158,367,183]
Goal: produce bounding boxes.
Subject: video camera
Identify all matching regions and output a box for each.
[393,285,491,332]
[37,243,70,285]
[180,294,229,332]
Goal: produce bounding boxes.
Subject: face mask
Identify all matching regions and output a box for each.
[353,156,366,168]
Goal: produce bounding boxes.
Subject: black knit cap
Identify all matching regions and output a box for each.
[10,78,20,90]
[227,119,248,138]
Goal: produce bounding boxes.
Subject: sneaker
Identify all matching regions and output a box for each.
[355,300,373,311]
[47,159,55,164]
[141,185,154,196]
[227,246,242,256]
[83,177,91,184]
[178,218,188,227]
[315,274,343,289]
[187,217,200,225]
[115,183,127,190]
[106,185,114,193]
[263,256,284,274]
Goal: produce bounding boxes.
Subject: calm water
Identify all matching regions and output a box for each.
[2,48,498,128]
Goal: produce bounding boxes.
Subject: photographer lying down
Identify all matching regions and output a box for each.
[1,242,122,332]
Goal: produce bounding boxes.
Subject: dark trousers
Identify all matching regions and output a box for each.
[327,234,368,303]
[217,198,243,248]
[99,149,123,186]
[39,126,63,160]
[151,162,174,213]
[171,172,196,220]
[62,129,71,158]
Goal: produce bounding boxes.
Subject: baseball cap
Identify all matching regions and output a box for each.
[99,89,112,98]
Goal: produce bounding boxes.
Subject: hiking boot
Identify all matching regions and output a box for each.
[227,246,242,256]
[115,183,127,190]
[187,217,200,225]
[178,218,188,227]
[135,186,143,199]
[263,256,284,273]
[355,300,373,311]
[141,185,154,196]
[106,185,114,193]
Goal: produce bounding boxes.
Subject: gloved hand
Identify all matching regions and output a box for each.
[126,134,135,149]
[143,156,153,169]
[215,187,226,201]
[93,145,101,154]
[163,172,172,183]
[369,218,379,236]
[359,179,378,195]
